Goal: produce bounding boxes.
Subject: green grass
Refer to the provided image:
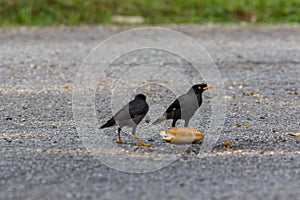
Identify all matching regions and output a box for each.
[0,0,300,26]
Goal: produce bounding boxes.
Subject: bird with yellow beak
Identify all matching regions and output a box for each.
[153,83,213,127]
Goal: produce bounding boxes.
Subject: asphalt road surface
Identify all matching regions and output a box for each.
[1,25,300,199]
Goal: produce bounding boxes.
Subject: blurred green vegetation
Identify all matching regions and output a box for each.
[0,0,299,26]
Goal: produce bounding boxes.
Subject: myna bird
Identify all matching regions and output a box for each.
[153,83,213,127]
[101,94,150,147]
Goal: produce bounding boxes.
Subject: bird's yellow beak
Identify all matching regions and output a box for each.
[203,85,213,90]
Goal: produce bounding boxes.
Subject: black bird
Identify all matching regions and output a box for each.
[153,84,213,127]
[101,94,150,147]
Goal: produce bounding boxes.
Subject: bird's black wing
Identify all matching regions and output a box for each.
[165,98,180,114]
[165,93,191,114]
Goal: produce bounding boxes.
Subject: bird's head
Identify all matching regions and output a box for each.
[134,93,147,101]
[189,83,213,94]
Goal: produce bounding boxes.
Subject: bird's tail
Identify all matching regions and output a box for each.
[100,118,115,128]
[152,115,167,125]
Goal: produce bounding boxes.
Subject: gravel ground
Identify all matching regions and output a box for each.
[0,24,300,199]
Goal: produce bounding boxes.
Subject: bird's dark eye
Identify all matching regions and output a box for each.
[198,86,201,89]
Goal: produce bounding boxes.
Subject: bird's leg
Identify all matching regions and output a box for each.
[184,119,190,127]
[133,135,151,147]
[117,128,126,144]
[132,127,151,147]
[172,119,178,127]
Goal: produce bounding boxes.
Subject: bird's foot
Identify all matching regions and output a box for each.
[117,140,127,144]
[133,135,151,147]
[136,142,151,147]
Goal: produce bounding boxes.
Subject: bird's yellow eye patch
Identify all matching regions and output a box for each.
[198,86,201,89]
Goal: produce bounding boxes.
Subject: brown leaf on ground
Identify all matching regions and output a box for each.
[224,95,235,99]
[233,124,251,128]
[245,92,260,98]
[60,83,71,89]
[223,140,231,147]
[289,133,300,137]
[100,78,109,83]
[291,91,299,95]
